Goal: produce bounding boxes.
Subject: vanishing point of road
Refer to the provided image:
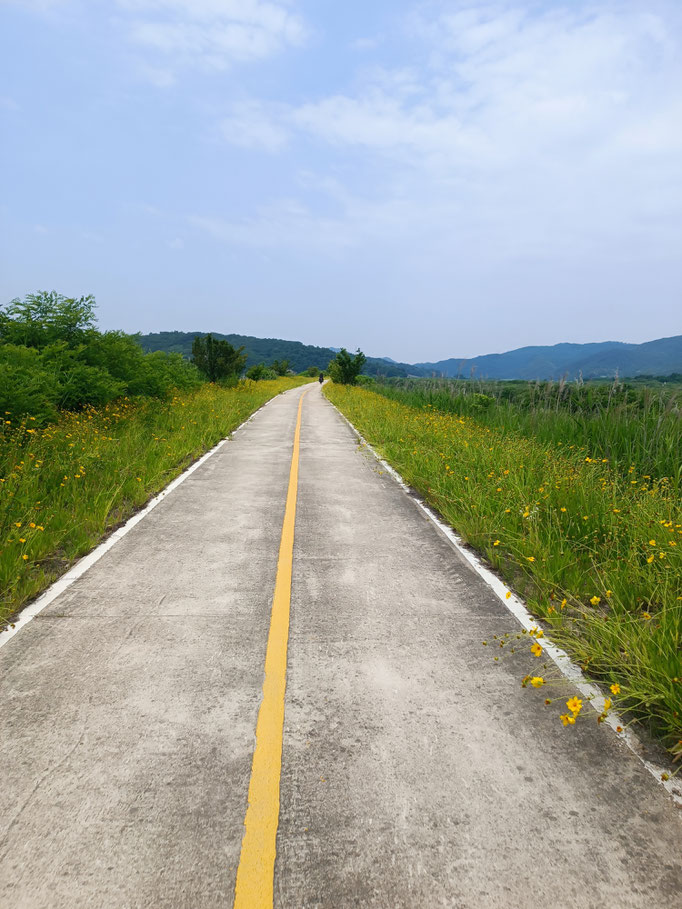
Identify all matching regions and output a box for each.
[1,383,680,908]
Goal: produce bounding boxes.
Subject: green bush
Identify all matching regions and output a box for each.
[246,362,278,381]
[0,291,203,420]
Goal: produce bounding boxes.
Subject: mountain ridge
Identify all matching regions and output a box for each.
[138,331,682,380]
[416,336,682,379]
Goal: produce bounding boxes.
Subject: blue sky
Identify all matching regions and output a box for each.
[1,0,681,362]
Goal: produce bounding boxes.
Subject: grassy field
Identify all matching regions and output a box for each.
[0,377,309,625]
[325,383,682,753]
[373,377,682,488]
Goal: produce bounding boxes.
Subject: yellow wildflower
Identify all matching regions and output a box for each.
[566,696,583,715]
[530,677,544,688]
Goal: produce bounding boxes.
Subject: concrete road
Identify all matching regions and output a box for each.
[1,383,680,908]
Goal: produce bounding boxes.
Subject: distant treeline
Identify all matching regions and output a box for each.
[139,330,416,378]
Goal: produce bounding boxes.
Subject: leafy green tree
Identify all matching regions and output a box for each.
[0,345,60,422]
[0,291,97,348]
[0,291,203,420]
[270,358,290,376]
[191,333,247,382]
[304,365,319,377]
[327,348,367,385]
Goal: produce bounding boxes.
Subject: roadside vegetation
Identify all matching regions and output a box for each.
[372,377,682,487]
[0,291,311,624]
[327,348,366,385]
[0,292,203,422]
[324,383,682,754]
[0,378,308,624]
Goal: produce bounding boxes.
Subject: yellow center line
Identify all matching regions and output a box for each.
[234,387,310,909]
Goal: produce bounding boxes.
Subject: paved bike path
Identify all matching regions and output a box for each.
[1,383,680,908]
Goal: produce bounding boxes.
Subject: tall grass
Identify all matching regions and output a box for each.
[0,377,309,624]
[325,384,682,750]
[373,378,682,488]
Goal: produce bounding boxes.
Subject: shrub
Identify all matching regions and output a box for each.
[0,291,203,419]
[246,362,278,381]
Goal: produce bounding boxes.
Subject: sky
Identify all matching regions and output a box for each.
[1,0,681,362]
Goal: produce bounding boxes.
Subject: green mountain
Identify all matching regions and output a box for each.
[139,330,682,381]
[416,335,682,380]
[138,331,418,377]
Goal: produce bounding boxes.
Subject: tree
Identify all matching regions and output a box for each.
[0,291,97,348]
[270,358,290,376]
[327,348,367,385]
[191,333,246,382]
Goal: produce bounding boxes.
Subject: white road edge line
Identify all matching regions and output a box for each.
[0,395,283,651]
[327,398,682,808]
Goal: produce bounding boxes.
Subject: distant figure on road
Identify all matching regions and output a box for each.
[318,373,324,384]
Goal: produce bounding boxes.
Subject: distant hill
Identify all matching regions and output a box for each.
[138,331,419,378]
[138,330,682,381]
[416,335,682,380]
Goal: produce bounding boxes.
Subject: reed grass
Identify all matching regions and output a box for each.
[373,377,682,488]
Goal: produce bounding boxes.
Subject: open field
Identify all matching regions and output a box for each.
[0,377,310,624]
[373,377,682,487]
[325,383,682,753]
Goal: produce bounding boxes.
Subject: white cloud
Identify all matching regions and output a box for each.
[351,36,382,51]
[118,0,307,70]
[197,1,682,269]
[294,2,682,167]
[220,101,289,151]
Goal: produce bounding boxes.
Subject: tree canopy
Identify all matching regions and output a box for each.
[191,334,247,382]
[327,348,367,385]
[0,291,201,421]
